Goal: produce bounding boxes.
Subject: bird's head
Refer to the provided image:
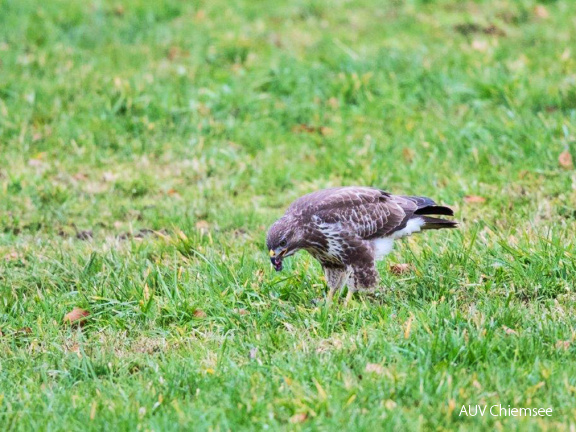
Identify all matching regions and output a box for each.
[266,217,301,272]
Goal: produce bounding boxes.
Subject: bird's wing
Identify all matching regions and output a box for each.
[290,187,420,240]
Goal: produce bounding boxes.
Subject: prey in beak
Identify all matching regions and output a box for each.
[269,249,285,271]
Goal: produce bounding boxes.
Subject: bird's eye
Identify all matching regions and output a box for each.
[279,239,287,248]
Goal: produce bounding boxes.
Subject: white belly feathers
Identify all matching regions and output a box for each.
[371,217,425,260]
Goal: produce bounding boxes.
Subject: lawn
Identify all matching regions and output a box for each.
[1,0,576,430]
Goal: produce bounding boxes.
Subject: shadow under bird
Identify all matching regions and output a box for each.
[266,186,457,304]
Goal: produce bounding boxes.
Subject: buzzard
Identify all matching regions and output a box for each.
[266,187,457,304]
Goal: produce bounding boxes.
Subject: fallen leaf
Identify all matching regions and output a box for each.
[73,173,88,181]
[384,399,397,410]
[292,124,317,134]
[114,5,125,16]
[167,188,179,196]
[63,308,90,326]
[471,40,488,52]
[559,151,573,169]
[195,220,210,232]
[448,398,456,415]
[390,263,413,275]
[502,325,517,335]
[534,5,549,19]
[292,124,333,136]
[193,309,207,318]
[404,314,414,339]
[365,363,384,374]
[402,148,415,163]
[555,340,570,350]
[464,195,486,204]
[102,171,117,182]
[289,413,308,424]
[234,308,249,315]
[327,97,339,108]
[4,251,22,261]
[319,126,333,136]
[16,327,32,335]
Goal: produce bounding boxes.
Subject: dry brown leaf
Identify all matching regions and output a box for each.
[234,308,249,316]
[365,363,384,374]
[102,171,117,182]
[193,309,207,318]
[534,5,549,19]
[404,315,414,339]
[73,173,88,181]
[464,195,486,204]
[390,263,414,275]
[327,97,339,109]
[471,40,488,52]
[448,399,456,415]
[114,5,125,16]
[402,148,415,163]
[292,124,317,134]
[559,151,573,169]
[319,126,333,136]
[143,284,150,301]
[555,340,570,350]
[502,325,517,335]
[63,308,90,326]
[16,327,32,335]
[384,399,397,409]
[4,251,22,261]
[195,220,210,232]
[289,413,308,424]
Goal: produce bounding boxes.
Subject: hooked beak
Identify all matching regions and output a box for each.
[269,249,286,271]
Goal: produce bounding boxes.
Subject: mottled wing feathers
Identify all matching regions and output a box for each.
[287,187,430,240]
[287,187,389,215]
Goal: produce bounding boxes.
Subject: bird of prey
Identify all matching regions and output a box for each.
[266,187,456,304]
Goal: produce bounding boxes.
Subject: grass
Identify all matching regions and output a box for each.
[1,0,576,429]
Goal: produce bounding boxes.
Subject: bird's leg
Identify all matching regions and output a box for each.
[343,268,356,306]
[344,265,377,306]
[325,268,347,304]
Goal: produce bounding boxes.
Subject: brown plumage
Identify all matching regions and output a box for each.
[266,187,457,303]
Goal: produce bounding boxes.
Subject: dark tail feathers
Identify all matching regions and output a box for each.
[421,216,458,230]
[414,205,454,216]
[403,196,456,229]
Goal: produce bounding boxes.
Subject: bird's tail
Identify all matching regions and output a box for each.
[401,196,457,230]
[420,216,458,230]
